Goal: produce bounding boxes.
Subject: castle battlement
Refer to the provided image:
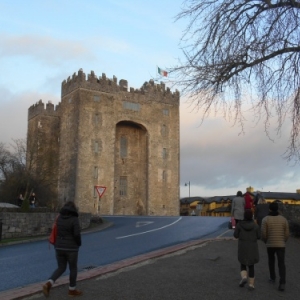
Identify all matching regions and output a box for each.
[61,69,180,104]
[28,100,60,120]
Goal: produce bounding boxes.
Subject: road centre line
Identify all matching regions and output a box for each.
[116,217,182,239]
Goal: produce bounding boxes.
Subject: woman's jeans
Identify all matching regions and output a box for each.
[50,250,78,287]
[267,247,286,284]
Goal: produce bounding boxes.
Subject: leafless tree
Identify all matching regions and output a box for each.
[0,139,59,207]
[172,0,300,161]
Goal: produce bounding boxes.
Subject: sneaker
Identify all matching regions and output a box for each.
[68,289,83,297]
[278,284,285,291]
[42,282,52,297]
[269,278,275,283]
[248,284,255,290]
[239,277,247,287]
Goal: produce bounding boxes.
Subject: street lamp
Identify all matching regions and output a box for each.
[185,181,190,198]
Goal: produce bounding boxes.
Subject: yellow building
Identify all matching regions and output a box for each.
[180,187,300,217]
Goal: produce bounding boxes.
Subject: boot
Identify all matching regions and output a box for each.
[248,277,255,290]
[68,289,83,297]
[239,270,248,287]
[42,281,52,297]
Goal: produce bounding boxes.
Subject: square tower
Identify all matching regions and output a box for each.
[28,69,180,216]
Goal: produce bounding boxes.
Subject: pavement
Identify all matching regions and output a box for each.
[1,223,300,300]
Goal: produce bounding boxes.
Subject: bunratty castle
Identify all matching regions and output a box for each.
[27,69,180,216]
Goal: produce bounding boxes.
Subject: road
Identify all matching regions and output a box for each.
[0,215,231,292]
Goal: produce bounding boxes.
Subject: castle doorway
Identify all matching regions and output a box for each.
[114,121,148,215]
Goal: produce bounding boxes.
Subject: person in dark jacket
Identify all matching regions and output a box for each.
[29,192,36,208]
[234,209,261,290]
[254,197,269,227]
[43,201,82,297]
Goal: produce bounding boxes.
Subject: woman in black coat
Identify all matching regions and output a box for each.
[43,201,82,297]
[234,209,261,290]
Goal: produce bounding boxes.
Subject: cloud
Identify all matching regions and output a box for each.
[0,34,95,65]
[0,87,59,146]
[180,102,300,196]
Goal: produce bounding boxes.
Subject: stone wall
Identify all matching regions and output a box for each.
[0,209,91,240]
[281,204,300,220]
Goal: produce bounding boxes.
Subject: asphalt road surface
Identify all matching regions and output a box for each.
[0,215,231,292]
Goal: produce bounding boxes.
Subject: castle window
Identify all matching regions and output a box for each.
[93,187,97,198]
[123,101,140,112]
[120,176,127,196]
[94,95,100,102]
[162,170,167,182]
[161,124,167,136]
[163,109,169,116]
[68,98,72,103]
[94,166,98,179]
[120,136,127,158]
[94,141,99,153]
[94,113,100,125]
[162,148,167,159]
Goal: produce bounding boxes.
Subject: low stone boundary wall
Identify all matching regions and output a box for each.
[0,209,91,239]
[280,204,300,220]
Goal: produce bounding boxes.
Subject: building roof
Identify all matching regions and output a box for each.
[180,191,300,205]
[180,197,205,204]
[259,192,300,201]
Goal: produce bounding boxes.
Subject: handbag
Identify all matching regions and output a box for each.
[49,215,59,245]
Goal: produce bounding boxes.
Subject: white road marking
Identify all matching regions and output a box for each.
[217,229,232,238]
[136,221,154,228]
[116,217,182,239]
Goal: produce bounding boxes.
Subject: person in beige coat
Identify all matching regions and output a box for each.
[261,202,289,292]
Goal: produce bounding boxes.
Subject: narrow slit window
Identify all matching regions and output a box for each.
[163,109,169,116]
[120,176,127,196]
[162,170,167,182]
[162,148,167,159]
[120,136,127,158]
[94,141,99,153]
[94,166,98,179]
[94,113,99,125]
[161,124,166,136]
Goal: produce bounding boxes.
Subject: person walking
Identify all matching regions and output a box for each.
[254,197,269,227]
[17,194,24,207]
[231,191,245,225]
[244,190,253,210]
[234,209,261,290]
[29,192,36,208]
[261,202,289,292]
[42,201,82,297]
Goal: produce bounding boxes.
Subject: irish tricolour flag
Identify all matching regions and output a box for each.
[158,67,168,77]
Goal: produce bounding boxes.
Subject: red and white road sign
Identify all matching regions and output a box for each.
[95,186,107,198]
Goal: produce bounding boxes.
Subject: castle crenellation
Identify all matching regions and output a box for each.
[61,69,179,104]
[28,99,60,120]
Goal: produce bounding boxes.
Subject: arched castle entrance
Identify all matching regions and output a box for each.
[114,121,148,215]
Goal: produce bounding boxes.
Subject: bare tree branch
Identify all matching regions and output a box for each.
[172,0,300,161]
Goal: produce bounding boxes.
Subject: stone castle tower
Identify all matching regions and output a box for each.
[27,69,180,216]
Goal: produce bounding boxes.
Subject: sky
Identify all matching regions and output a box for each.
[0,0,299,198]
